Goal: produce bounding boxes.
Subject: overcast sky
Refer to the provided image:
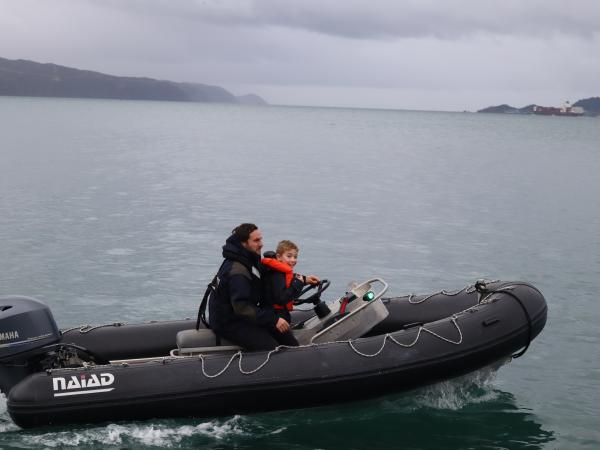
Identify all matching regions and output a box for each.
[1,0,599,111]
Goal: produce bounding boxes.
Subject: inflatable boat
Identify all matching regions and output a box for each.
[0,278,547,428]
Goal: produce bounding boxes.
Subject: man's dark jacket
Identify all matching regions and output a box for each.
[208,234,277,332]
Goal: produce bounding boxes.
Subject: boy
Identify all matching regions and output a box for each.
[261,240,320,333]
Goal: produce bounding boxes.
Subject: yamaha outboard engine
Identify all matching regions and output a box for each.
[0,296,61,394]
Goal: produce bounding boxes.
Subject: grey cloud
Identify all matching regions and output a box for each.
[92,0,600,40]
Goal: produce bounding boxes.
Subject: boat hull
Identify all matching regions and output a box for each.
[6,281,547,428]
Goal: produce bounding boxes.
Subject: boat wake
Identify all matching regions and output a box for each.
[0,401,247,448]
[413,362,504,410]
[20,419,245,448]
[0,395,19,433]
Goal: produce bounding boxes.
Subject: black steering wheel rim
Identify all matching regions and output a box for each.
[295,279,330,305]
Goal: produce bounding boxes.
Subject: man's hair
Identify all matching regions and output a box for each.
[276,240,299,255]
[232,223,258,242]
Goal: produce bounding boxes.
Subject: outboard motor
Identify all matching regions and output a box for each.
[0,296,61,394]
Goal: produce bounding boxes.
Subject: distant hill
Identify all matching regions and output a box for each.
[478,98,599,117]
[236,94,268,106]
[477,104,538,114]
[573,97,600,116]
[478,104,520,114]
[0,57,267,105]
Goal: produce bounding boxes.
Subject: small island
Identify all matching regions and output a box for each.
[0,56,267,105]
[478,98,600,117]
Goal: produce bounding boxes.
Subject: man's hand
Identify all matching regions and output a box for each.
[275,317,290,333]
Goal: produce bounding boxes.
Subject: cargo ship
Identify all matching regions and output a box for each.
[533,101,584,117]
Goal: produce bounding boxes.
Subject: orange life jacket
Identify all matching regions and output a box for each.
[261,257,294,311]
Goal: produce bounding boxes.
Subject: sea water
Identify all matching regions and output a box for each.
[1,96,599,449]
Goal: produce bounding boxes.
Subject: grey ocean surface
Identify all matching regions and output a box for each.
[1,96,599,449]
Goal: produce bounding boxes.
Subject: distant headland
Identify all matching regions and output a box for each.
[478,98,600,117]
[0,57,267,105]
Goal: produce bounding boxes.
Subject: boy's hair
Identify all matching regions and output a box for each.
[232,223,258,242]
[276,240,299,255]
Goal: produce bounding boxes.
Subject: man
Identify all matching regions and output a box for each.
[208,223,297,351]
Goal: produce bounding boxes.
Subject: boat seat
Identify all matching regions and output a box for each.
[174,329,242,355]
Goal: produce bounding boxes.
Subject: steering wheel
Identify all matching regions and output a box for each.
[294,279,330,305]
